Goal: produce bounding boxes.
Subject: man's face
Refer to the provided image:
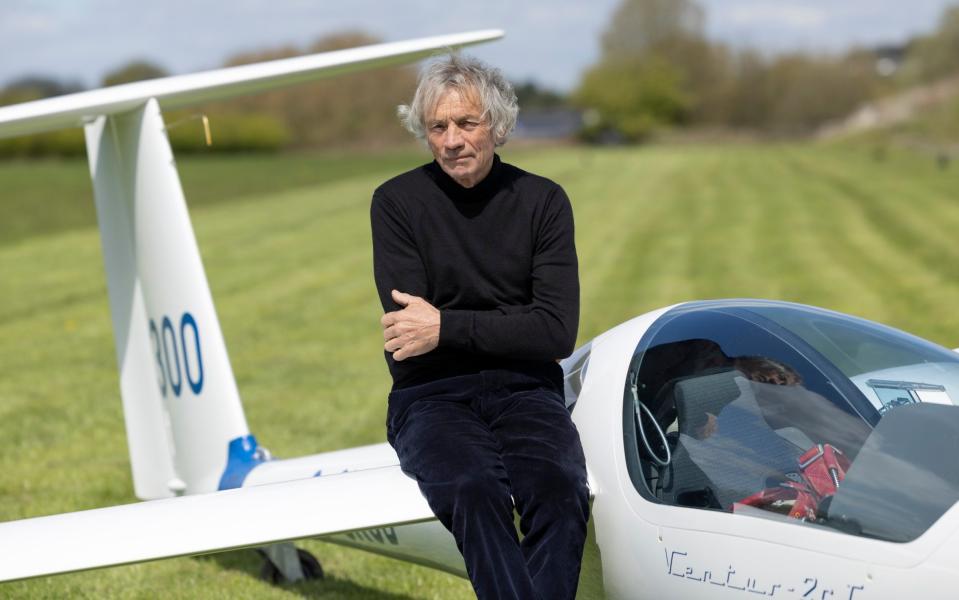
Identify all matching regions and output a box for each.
[426,87,495,189]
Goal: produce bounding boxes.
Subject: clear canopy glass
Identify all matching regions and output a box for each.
[624,300,959,543]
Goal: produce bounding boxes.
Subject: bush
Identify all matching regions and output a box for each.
[0,112,291,158]
[899,7,959,85]
[574,56,691,142]
[0,128,86,158]
[166,112,291,153]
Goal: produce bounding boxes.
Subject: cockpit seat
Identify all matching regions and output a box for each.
[671,369,806,510]
[659,369,741,508]
[675,369,743,437]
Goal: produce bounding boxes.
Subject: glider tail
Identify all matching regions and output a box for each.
[85,99,253,499]
[0,31,504,501]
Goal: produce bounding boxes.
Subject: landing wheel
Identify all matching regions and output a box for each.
[258,548,324,584]
[296,549,324,580]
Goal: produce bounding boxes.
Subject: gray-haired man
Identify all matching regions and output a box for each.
[371,54,589,600]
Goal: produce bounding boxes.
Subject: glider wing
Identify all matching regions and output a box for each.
[0,29,503,139]
[0,465,432,582]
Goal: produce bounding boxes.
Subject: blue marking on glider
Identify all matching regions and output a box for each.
[314,467,349,478]
[218,434,267,490]
[180,312,203,394]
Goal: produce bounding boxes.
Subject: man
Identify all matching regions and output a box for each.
[370,54,590,600]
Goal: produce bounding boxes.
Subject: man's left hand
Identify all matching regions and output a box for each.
[381,290,440,361]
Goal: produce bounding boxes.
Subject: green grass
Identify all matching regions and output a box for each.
[0,146,426,246]
[2,141,959,597]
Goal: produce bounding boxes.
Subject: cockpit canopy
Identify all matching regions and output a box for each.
[624,300,959,543]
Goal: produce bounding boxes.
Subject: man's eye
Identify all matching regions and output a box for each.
[430,124,446,133]
[460,121,479,130]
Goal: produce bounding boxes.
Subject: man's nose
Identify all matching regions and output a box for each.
[443,124,464,150]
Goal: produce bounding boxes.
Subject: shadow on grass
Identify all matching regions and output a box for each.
[195,549,422,600]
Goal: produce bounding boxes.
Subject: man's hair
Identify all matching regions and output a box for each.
[397,53,518,147]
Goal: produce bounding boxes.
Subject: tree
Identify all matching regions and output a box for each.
[900,6,959,84]
[211,31,417,149]
[575,0,885,138]
[719,49,774,129]
[0,76,84,106]
[714,49,881,135]
[574,0,706,141]
[512,80,567,110]
[600,0,705,59]
[101,60,169,87]
[575,56,691,141]
[0,76,86,155]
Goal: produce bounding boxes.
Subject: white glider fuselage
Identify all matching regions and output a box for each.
[568,309,959,599]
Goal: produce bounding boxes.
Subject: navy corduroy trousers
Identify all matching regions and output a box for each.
[386,370,590,600]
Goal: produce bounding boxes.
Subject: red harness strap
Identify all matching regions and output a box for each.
[798,443,850,498]
[735,443,850,521]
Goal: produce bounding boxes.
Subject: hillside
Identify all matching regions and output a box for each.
[819,74,959,153]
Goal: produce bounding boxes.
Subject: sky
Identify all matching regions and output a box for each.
[1,0,957,92]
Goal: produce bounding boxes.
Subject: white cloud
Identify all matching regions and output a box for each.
[0,3,61,35]
[726,3,827,29]
[5,13,57,33]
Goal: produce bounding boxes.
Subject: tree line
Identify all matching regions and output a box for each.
[0,32,417,157]
[4,2,959,155]
[574,0,959,142]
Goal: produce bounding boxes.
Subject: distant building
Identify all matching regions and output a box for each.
[514,108,582,140]
[872,43,909,77]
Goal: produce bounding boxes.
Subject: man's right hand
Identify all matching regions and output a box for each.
[381,290,441,361]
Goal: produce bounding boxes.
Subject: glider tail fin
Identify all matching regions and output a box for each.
[85,99,253,499]
[5,31,506,500]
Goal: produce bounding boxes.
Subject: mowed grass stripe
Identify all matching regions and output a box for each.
[577,150,690,311]
[778,147,930,323]
[780,147,959,343]
[682,147,774,299]
[787,148,959,283]
[789,144,959,298]
[824,143,959,216]
[772,148,900,319]
[825,147,959,279]
[708,147,811,300]
[566,147,696,338]
[571,145,808,334]
[717,146,889,312]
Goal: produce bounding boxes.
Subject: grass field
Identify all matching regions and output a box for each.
[2,141,959,598]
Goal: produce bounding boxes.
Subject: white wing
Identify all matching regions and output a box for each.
[0,466,433,582]
[0,29,503,139]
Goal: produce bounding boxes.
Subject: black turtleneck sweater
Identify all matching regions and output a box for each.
[370,154,579,391]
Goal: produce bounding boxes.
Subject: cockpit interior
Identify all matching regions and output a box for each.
[617,300,959,543]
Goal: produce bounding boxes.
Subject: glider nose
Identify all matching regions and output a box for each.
[924,501,959,576]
